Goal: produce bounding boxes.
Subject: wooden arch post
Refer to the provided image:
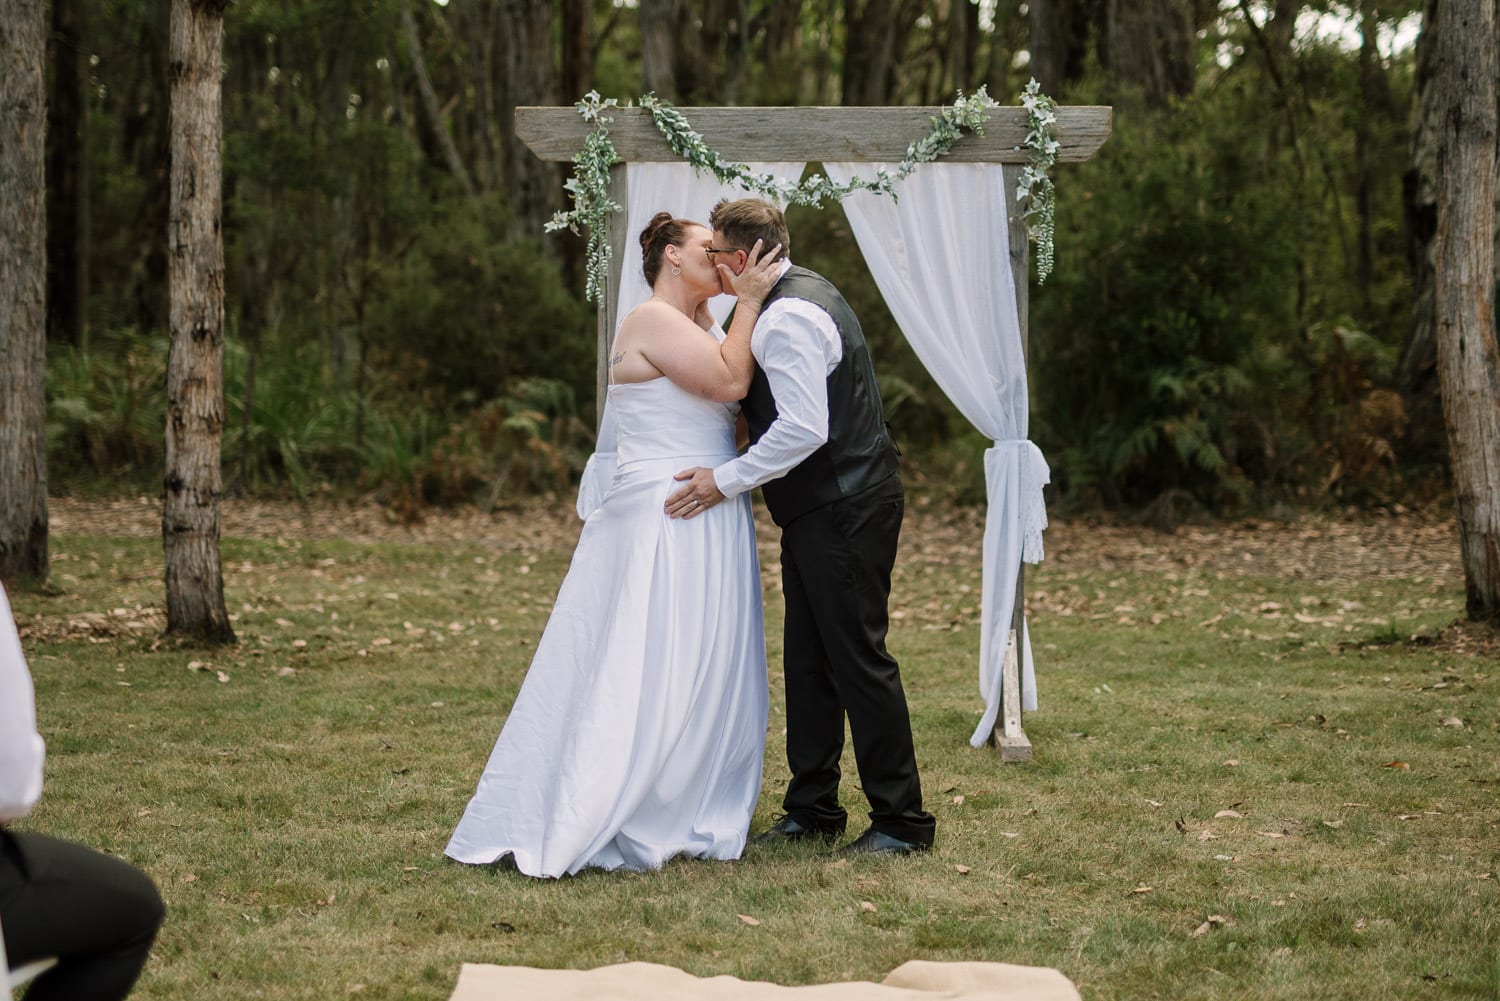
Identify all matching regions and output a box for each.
[515,104,1112,760]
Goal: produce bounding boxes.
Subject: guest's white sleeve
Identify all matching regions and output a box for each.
[712,300,841,498]
[0,584,45,822]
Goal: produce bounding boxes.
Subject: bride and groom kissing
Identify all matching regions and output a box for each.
[444,198,936,879]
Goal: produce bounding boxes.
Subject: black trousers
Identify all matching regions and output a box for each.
[777,475,936,846]
[0,830,164,1001]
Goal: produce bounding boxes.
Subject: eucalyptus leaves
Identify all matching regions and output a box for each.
[546,83,1062,301]
[1014,80,1060,283]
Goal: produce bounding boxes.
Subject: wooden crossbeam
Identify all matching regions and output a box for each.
[516,105,1112,164]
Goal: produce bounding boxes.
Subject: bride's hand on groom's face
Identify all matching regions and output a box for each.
[716,239,782,309]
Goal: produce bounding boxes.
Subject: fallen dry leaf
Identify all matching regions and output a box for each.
[1258,831,1286,839]
[954,865,971,875]
[1130,885,1153,894]
[1146,799,1164,808]
[1198,830,1221,842]
[1382,761,1411,770]
[1322,819,1343,828]
[1191,914,1232,938]
[736,914,761,927]
[215,670,230,683]
[952,795,965,805]
[1214,809,1244,819]
[859,901,877,912]
[1223,759,1240,767]
[1439,717,1464,728]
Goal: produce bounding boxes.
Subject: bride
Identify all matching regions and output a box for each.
[445,213,783,878]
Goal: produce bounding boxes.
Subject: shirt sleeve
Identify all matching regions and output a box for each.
[0,583,45,823]
[713,298,842,498]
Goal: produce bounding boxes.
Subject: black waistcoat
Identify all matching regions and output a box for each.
[741,266,899,526]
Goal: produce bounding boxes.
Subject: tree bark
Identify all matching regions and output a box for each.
[1027,0,1093,95]
[842,0,899,105]
[165,0,234,642]
[1433,0,1500,621]
[639,0,679,100]
[47,0,89,349]
[1099,0,1196,107]
[1399,0,1445,458]
[0,0,49,584]
[401,0,476,198]
[497,0,560,237]
[560,0,592,104]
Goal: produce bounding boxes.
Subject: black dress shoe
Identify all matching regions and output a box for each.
[751,814,846,846]
[837,828,931,857]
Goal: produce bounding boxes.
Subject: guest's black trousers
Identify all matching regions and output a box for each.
[777,475,936,846]
[0,830,165,1001]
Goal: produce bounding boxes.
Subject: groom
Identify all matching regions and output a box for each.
[666,197,936,856]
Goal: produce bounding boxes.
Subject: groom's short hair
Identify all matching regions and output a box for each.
[709,198,791,258]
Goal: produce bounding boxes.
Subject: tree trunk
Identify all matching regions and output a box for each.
[47,0,88,349]
[842,0,899,105]
[1399,0,1446,460]
[1099,0,1196,107]
[497,0,560,237]
[946,0,980,95]
[0,0,49,585]
[559,0,592,104]
[639,0,679,100]
[1433,0,1500,621]
[458,0,500,191]
[401,0,476,198]
[1027,0,1093,95]
[1354,2,1380,314]
[165,0,234,642]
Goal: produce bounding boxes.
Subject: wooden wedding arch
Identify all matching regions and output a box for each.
[516,104,1112,760]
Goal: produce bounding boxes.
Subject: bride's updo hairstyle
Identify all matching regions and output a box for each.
[640,212,695,285]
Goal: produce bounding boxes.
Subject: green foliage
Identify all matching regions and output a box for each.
[1031,41,1417,513]
[46,332,166,491]
[50,1,1435,513]
[367,198,594,404]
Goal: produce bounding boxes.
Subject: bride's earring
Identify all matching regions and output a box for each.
[671,263,682,277]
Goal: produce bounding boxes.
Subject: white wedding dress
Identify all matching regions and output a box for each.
[446,375,769,878]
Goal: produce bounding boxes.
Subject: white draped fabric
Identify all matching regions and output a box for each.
[826,162,1048,745]
[576,162,806,519]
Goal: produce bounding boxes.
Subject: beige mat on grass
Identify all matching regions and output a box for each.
[450,959,1079,1000]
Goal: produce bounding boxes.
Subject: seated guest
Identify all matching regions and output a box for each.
[1,582,165,1000]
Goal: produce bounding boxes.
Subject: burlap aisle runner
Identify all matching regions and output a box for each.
[449,959,1080,1000]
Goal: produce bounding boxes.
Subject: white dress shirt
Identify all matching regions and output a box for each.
[0,583,45,823]
[713,259,844,498]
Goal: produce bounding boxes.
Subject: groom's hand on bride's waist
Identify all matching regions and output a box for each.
[666,468,726,520]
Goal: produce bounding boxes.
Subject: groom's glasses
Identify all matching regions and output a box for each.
[704,246,742,258]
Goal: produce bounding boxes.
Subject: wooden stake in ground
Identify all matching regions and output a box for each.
[0,0,50,584]
[1433,0,1500,622]
[164,0,234,642]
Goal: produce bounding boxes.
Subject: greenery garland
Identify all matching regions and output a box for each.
[1014,79,1060,283]
[546,83,1061,301]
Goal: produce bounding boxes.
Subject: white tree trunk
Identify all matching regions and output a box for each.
[1434,0,1500,621]
[165,0,234,641]
[0,0,49,584]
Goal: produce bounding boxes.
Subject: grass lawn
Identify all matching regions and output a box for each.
[8,497,1498,1000]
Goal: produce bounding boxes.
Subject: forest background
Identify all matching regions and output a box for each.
[38,0,1477,519]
